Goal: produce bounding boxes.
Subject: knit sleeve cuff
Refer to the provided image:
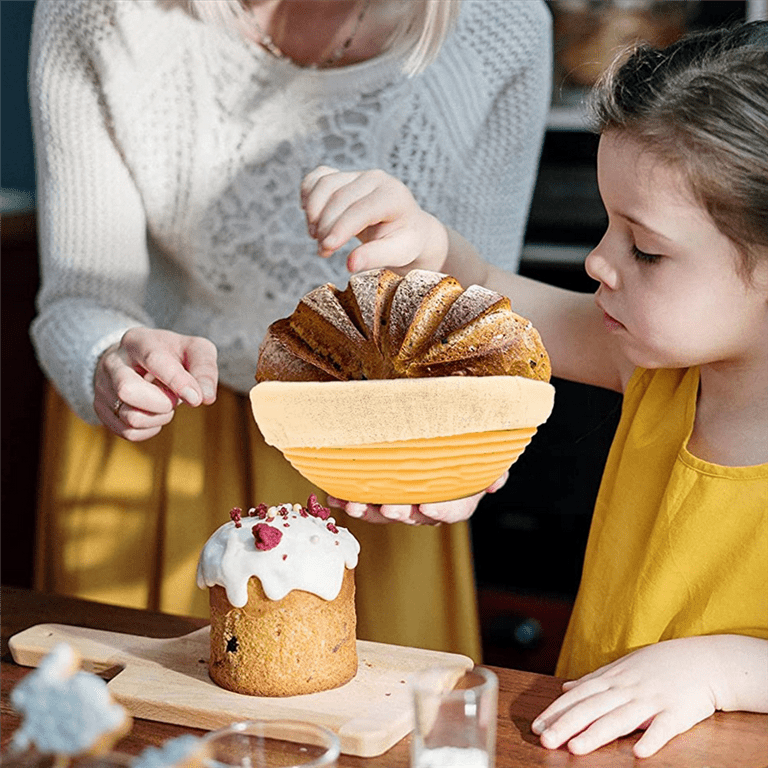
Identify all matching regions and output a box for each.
[30,301,150,424]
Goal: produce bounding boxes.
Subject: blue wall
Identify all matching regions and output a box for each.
[2,0,36,195]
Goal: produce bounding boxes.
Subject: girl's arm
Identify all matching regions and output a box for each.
[532,634,768,758]
[442,228,625,392]
[302,167,626,392]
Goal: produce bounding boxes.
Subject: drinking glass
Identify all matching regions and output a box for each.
[410,666,498,768]
[202,720,340,768]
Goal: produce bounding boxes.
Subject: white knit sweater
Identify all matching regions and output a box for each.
[29,0,552,423]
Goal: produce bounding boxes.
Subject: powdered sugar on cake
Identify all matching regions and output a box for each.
[196,499,359,606]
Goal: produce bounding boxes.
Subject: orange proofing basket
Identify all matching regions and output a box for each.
[250,377,555,505]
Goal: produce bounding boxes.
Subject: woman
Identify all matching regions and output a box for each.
[29,0,552,661]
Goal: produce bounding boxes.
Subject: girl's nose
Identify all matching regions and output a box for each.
[585,239,619,290]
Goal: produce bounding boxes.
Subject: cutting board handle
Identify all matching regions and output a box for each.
[8,623,164,675]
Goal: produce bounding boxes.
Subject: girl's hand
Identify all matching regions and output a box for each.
[94,327,218,441]
[532,637,726,758]
[327,472,508,526]
[300,166,449,274]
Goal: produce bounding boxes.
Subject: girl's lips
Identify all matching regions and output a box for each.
[602,310,625,332]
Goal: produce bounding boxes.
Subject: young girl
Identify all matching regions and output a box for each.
[300,22,768,758]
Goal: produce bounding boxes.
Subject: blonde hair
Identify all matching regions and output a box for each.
[184,0,461,76]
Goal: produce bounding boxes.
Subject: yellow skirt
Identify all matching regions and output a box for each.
[36,384,482,661]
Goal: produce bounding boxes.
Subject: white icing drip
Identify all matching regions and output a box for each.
[196,503,360,605]
[9,643,128,756]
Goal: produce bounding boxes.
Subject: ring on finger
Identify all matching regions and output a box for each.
[112,398,124,418]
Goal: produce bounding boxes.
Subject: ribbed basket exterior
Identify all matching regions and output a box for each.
[282,427,538,504]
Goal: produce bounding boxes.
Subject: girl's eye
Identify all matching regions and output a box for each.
[631,245,662,264]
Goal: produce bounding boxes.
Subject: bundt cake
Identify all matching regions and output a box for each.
[197,497,360,697]
[256,268,551,383]
[251,269,555,503]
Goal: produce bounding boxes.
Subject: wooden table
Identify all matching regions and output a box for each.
[2,587,766,767]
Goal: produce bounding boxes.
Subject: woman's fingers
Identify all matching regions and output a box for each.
[96,344,176,417]
[180,336,219,403]
[94,328,220,440]
[119,329,216,406]
[93,389,176,442]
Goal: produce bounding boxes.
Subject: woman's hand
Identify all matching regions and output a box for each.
[94,327,218,441]
[532,636,738,758]
[327,472,508,526]
[300,166,449,274]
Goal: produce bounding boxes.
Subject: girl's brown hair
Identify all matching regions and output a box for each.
[590,22,768,278]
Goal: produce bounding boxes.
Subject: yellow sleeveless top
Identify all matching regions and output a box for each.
[557,367,768,679]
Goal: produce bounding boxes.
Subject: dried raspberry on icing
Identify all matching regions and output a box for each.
[253,503,268,519]
[307,493,330,520]
[252,522,283,551]
[229,507,242,528]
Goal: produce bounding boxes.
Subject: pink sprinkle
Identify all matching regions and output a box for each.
[327,522,338,534]
[252,523,282,551]
[282,554,288,561]
[307,493,330,520]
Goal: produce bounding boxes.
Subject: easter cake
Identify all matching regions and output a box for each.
[196,496,360,696]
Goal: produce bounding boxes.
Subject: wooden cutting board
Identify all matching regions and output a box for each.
[9,623,473,758]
